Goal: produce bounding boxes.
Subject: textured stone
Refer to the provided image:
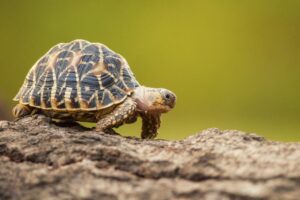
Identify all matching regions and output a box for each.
[0,115,300,200]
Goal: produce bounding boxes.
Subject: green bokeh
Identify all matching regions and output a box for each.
[1,0,299,141]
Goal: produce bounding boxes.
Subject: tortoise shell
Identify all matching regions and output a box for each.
[14,39,140,111]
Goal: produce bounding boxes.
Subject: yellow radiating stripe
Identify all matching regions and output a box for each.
[49,53,59,109]
[40,70,48,108]
[73,65,86,109]
[29,68,36,106]
[87,92,95,105]
[64,87,72,110]
[50,69,57,109]
[106,89,115,103]
[26,57,44,104]
[94,90,101,109]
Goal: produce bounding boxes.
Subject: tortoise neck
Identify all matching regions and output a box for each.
[132,86,149,112]
[132,86,161,113]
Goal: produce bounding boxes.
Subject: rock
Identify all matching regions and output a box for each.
[0,116,300,200]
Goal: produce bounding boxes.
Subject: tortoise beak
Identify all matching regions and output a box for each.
[167,93,176,109]
[161,89,176,110]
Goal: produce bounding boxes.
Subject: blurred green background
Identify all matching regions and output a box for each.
[0,0,299,141]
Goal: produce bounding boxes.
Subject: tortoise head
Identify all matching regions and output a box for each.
[133,86,176,114]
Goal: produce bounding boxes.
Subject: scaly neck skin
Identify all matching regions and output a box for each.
[132,86,155,113]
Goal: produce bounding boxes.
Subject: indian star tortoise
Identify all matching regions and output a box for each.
[12,39,176,139]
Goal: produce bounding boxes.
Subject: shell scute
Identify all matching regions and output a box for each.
[83,44,100,54]
[110,85,127,100]
[104,56,122,77]
[78,62,94,79]
[81,75,100,89]
[58,51,73,59]
[71,42,81,52]
[100,72,115,88]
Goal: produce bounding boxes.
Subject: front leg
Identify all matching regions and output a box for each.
[96,98,136,134]
[140,113,161,139]
[125,113,138,124]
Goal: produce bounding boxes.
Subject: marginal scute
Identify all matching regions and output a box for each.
[88,94,97,108]
[14,39,140,111]
[110,85,127,101]
[101,90,113,106]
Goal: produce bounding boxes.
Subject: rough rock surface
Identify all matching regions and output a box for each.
[0,115,300,200]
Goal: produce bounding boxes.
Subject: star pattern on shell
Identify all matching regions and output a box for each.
[14,39,140,111]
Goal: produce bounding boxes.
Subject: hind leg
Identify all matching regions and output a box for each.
[12,104,34,119]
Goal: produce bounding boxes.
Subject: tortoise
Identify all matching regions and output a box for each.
[12,39,176,139]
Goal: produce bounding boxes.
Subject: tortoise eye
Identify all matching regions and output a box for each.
[165,94,170,99]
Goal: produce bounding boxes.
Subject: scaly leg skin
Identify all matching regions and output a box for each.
[125,113,138,124]
[96,98,136,134]
[12,104,34,119]
[140,113,161,139]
